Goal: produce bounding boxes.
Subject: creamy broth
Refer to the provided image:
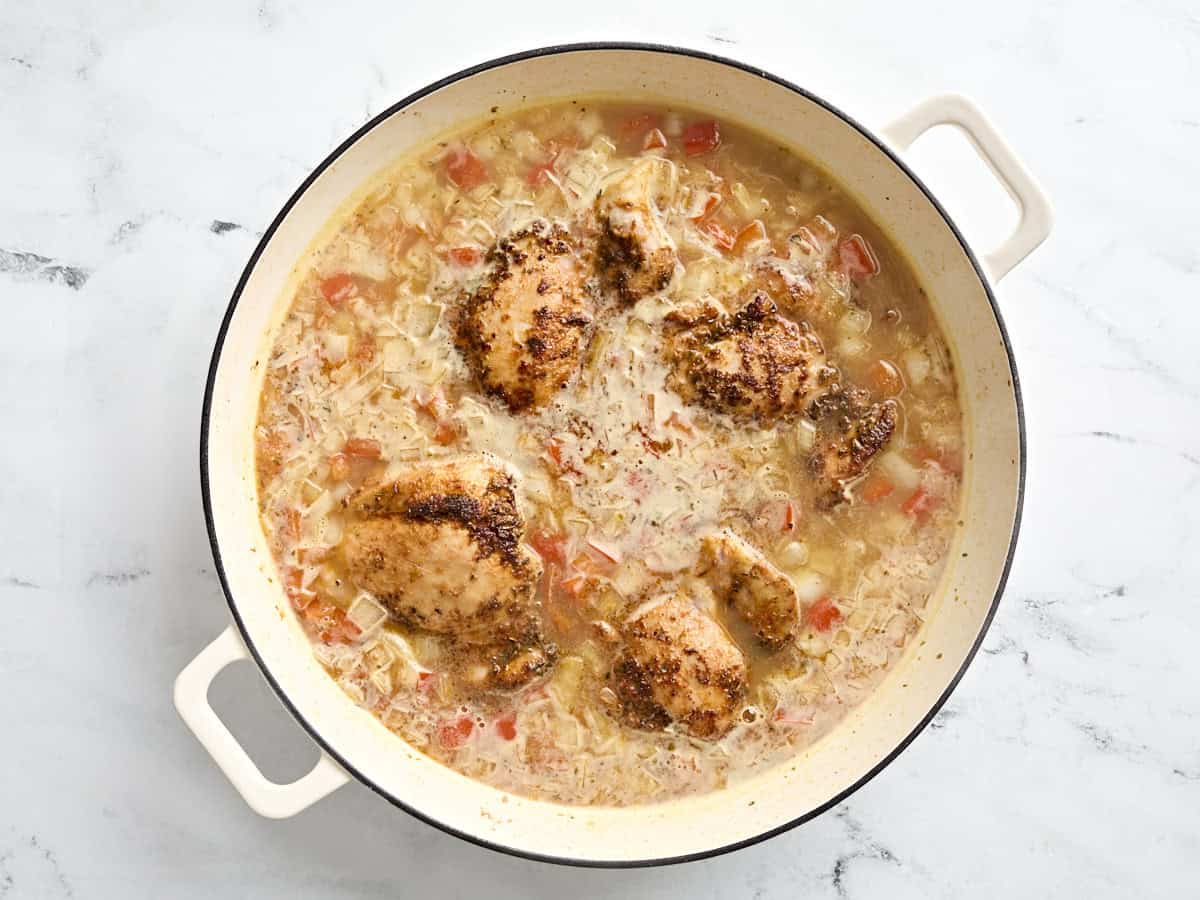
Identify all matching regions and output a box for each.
[255,100,963,805]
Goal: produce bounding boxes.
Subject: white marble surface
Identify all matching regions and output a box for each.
[2,1,1198,896]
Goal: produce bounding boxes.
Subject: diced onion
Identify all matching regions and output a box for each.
[791,569,826,603]
[877,451,922,492]
[796,419,817,453]
[778,541,810,569]
[902,348,931,386]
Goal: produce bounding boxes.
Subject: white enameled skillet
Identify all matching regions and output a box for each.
[175,43,1051,867]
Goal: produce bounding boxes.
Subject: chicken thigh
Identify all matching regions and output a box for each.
[612,592,747,740]
[595,157,679,302]
[699,529,800,649]
[455,223,594,412]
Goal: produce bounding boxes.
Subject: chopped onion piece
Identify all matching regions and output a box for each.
[902,348,931,386]
[796,419,817,453]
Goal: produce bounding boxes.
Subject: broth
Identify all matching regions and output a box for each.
[255,100,963,805]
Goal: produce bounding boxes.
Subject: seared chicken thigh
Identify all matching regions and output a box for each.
[342,453,543,643]
[699,530,800,648]
[612,592,747,740]
[664,292,830,422]
[808,386,898,508]
[595,157,679,301]
[456,223,594,412]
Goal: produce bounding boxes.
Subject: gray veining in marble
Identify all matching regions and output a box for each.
[2,1,1197,897]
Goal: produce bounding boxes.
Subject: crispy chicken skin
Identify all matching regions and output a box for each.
[808,386,898,508]
[699,529,800,649]
[455,223,593,412]
[595,157,679,302]
[612,592,747,740]
[341,453,543,643]
[664,292,831,422]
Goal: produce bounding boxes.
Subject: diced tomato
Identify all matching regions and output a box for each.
[783,500,798,532]
[343,437,382,459]
[773,707,815,726]
[319,273,356,307]
[701,220,735,252]
[283,568,313,610]
[868,359,904,397]
[413,386,449,420]
[416,671,438,695]
[910,445,963,476]
[436,715,475,750]
[559,572,589,598]
[545,437,565,468]
[805,596,843,632]
[619,112,661,143]
[443,146,488,191]
[495,713,518,741]
[352,332,375,365]
[901,487,936,521]
[433,420,458,445]
[682,120,721,156]
[860,476,896,504]
[586,537,623,565]
[444,246,482,266]
[642,128,668,151]
[690,193,722,221]
[732,220,768,255]
[530,530,570,567]
[837,234,880,282]
[526,159,556,186]
[283,507,301,541]
[328,453,350,481]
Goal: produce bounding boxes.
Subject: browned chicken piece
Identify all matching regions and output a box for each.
[595,157,679,302]
[664,292,832,422]
[456,223,594,411]
[612,592,747,740]
[699,529,800,649]
[342,453,543,643]
[808,385,898,508]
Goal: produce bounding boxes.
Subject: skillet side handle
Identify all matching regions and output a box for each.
[173,625,351,818]
[882,94,1054,282]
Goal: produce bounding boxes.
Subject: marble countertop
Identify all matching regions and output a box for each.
[2,1,1197,897]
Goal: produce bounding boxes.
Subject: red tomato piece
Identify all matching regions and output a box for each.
[869,359,904,397]
[416,671,438,695]
[732,220,768,255]
[682,120,721,156]
[319,273,356,307]
[444,246,482,266]
[902,487,936,521]
[437,715,475,750]
[413,386,449,420]
[805,596,843,632]
[343,437,382,459]
[586,537,623,565]
[701,220,735,252]
[443,146,488,191]
[690,193,721,222]
[837,234,880,282]
[910,446,964,476]
[619,112,661,142]
[545,437,565,468]
[433,420,458,445]
[530,530,569,567]
[495,713,517,741]
[860,476,896,504]
[642,128,668,150]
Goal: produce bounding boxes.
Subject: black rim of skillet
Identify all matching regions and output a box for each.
[200,41,1026,869]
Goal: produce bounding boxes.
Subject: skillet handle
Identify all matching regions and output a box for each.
[173,625,351,818]
[882,93,1053,282]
